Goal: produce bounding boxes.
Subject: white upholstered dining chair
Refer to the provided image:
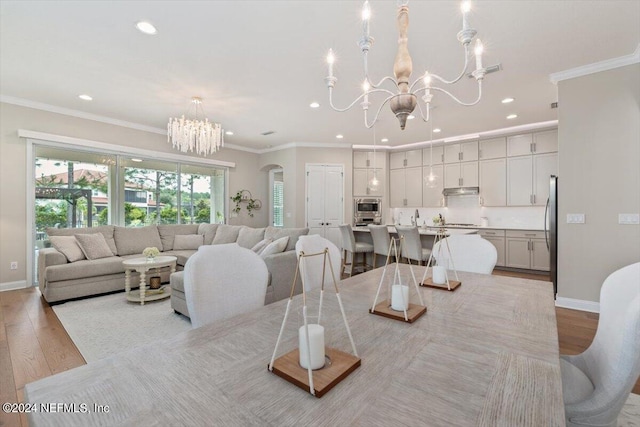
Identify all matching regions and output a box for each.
[431,234,497,274]
[560,262,640,427]
[183,243,268,329]
[295,234,342,292]
[367,224,393,267]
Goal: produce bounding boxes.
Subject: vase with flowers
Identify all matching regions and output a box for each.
[143,246,160,261]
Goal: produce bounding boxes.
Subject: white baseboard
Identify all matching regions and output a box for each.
[0,280,29,292]
[555,297,600,313]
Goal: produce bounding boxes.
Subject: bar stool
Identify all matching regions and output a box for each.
[367,224,393,268]
[339,224,373,277]
[395,225,431,266]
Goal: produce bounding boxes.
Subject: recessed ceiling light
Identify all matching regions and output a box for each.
[131,158,143,162]
[381,138,389,142]
[225,131,234,136]
[407,115,415,120]
[78,94,92,101]
[433,128,441,133]
[502,97,515,104]
[336,134,344,139]
[309,102,320,108]
[506,114,518,119]
[136,21,157,35]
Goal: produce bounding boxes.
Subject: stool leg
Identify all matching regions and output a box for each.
[341,250,347,277]
[373,253,377,269]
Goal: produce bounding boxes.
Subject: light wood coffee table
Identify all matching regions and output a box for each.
[122,255,177,305]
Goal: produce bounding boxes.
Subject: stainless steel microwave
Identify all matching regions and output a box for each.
[354,198,382,216]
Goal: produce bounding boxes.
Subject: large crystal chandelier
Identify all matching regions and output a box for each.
[168,97,224,155]
[325,1,495,130]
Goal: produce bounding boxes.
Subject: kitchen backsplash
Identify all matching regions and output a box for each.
[390,195,546,229]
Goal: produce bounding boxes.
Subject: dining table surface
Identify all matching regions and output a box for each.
[25,263,564,426]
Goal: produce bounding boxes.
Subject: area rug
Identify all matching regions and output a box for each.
[620,392,640,426]
[52,292,191,362]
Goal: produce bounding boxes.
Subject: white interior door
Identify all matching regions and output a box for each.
[306,164,344,249]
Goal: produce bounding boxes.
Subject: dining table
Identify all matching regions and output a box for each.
[24,263,564,426]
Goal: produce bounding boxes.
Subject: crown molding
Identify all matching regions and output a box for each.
[1,95,167,135]
[549,44,640,84]
[257,141,351,154]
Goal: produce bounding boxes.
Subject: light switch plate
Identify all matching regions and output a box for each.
[567,213,585,224]
[619,213,640,225]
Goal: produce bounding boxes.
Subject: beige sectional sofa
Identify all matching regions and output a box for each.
[38,224,308,306]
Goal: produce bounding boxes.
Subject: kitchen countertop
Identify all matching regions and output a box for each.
[376,224,546,232]
[353,226,479,236]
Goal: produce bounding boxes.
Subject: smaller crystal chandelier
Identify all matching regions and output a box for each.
[168,97,223,155]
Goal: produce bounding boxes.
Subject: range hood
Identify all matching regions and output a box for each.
[442,187,480,196]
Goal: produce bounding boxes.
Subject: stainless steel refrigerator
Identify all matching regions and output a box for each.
[545,175,558,296]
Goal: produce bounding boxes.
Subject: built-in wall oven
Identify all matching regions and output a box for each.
[354,198,382,226]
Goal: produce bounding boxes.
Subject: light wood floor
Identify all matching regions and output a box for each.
[1,272,638,427]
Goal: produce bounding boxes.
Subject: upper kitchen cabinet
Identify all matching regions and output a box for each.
[507,130,558,157]
[479,158,506,206]
[390,150,422,169]
[390,167,422,207]
[479,137,506,160]
[422,145,444,166]
[444,141,478,163]
[507,152,557,206]
[444,161,478,189]
[353,151,385,169]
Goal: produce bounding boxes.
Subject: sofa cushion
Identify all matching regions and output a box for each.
[260,236,289,258]
[75,233,114,260]
[251,238,272,255]
[114,225,163,256]
[197,224,219,245]
[49,236,86,262]
[46,256,125,282]
[157,224,199,251]
[264,226,309,252]
[171,271,185,293]
[236,227,266,249]
[212,225,243,244]
[47,225,117,255]
[163,250,198,267]
[173,234,203,250]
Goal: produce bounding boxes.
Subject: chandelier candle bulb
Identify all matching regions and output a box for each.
[391,284,409,312]
[474,39,483,70]
[362,1,371,38]
[327,49,335,78]
[433,266,447,285]
[299,324,325,370]
[462,2,471,31]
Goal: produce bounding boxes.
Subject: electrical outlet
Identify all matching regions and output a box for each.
[567,214,585,224]
[10,261,18,270]
[619,213,640,225]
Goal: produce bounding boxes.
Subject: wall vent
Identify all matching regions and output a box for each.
[261,130,276,136]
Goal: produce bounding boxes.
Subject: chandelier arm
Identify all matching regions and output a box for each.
[415,101,431,123]
[429,44,471,85]
[369,76,399,91]
[430,80,483,107]
[328,88,367,113]
[364,95,396,129]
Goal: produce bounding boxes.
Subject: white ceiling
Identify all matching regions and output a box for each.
[1,1,638,151]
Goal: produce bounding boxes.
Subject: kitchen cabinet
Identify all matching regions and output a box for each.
[422,165,445,207]
[507,129,558,157]
[444,141,478,163]
[479,158,506,206]
[444,161,478,188]
[353,150,386,197]
[507,152,557,206]
[353,168,384,197]
[390,150,422,169]
[506,230,549,271]
[390,167,422,207]
[422,145,444,165]
[478,229,505,267]
[479,137,506,160]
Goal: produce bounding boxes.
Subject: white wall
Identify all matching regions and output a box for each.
[0,102,267,287]
[557,63,640,302]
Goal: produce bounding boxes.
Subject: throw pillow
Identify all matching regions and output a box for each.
[212,225,243,244]
[251,238,272,255]
[173,234,204,250]
[75,233,114,260]
[260,236,289,258]
[49,236,86,262]
[236,227,266,249]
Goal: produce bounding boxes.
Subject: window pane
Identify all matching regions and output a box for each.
[122,159,178,226]
[273,178,284,227]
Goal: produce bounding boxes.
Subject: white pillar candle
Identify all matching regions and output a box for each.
[433,266,447,284]
[391,284,409,311]
[299,324,325,370]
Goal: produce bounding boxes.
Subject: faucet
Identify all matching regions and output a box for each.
[410,215,415,226]
[397,212,403,225]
